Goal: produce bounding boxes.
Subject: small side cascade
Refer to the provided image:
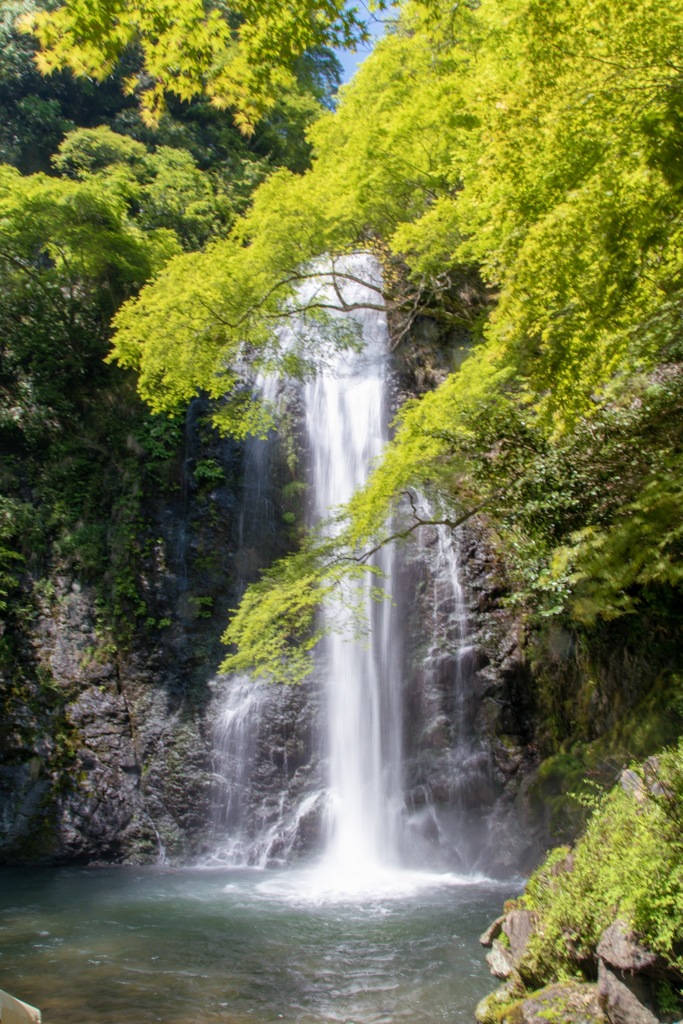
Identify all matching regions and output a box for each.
[206,671,324,866]
[402,513,496,870]
[205,378,322,868]
[436,525,494,809]
[207,676,265,865]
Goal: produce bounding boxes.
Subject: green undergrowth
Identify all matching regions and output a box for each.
[519,741,683,986]
[528,668,683,842]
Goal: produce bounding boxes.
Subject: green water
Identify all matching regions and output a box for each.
[0,866,513,1024]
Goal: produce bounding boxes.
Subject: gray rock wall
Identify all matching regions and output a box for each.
[0,392,297,864]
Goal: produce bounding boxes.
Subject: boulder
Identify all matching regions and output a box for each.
[480,915,506,947]
[597,921,658,975]
[520,981,607,1024]
[503,908,539,963]
[598,960,659,1024]
[475,979,525,1024]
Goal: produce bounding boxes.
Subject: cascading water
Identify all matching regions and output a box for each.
[206,374,321,868]
[206,253,500,880]
[302,258,404,874]
[419,520,495,868]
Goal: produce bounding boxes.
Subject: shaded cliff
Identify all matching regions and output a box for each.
[0,379,298,863]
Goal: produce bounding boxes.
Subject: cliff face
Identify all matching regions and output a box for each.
[0,392,289,864]
[2,311,678,869]
[1,311,543,870]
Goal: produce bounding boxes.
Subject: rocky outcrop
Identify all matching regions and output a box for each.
[0,570,216,863]
[479,902,682,1024]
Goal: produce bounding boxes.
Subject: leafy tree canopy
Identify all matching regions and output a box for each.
[53,125,237,248]
[18,0,367,132]
[103,0,683,680]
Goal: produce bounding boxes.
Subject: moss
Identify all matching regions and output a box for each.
[530,611,683,765]
[528,756,593,842]
[476,982,525,1024]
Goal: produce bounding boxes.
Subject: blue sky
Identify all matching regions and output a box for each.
[335,8,387,83]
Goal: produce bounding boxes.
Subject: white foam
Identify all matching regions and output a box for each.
[251,863,497,906]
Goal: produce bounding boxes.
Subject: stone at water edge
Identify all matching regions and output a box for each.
[475,977,525,1024]
[502,908,539,963]
[486,939,519,980]
[0,988,41,1023]
[518,981,607,1024]
[480,915,506,947]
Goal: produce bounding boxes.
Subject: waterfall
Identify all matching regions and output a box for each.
[206,253,499,878]
[302,257,404,873]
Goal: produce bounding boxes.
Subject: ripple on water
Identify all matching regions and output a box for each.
[0,865,519,1024]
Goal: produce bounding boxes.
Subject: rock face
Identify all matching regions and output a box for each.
[0,570,214,863]
[0,394,294,864]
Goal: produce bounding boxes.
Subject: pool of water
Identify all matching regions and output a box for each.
[0,865,514,1024]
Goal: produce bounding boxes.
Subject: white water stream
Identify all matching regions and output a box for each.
[207,254,498,887]
[302,257,404,878]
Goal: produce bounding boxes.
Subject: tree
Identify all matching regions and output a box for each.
[19,0,368,132]
[103,0,683,680]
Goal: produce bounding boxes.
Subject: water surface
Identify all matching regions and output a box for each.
[0,866,511,1023]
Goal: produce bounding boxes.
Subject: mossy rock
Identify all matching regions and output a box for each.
[476,979,526,1024]
[526,755,591,843]
[519,982,606,1024]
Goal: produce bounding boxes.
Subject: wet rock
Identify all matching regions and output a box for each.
[421,714,451,749]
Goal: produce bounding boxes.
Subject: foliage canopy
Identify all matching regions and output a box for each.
[18,0,683,682]
[18,0,366,131]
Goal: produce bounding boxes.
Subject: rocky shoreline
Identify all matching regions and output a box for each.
[478,908,681,1024]
[476,759,683,1024]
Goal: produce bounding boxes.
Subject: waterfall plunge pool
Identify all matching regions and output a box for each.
[0,865,517,1024]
